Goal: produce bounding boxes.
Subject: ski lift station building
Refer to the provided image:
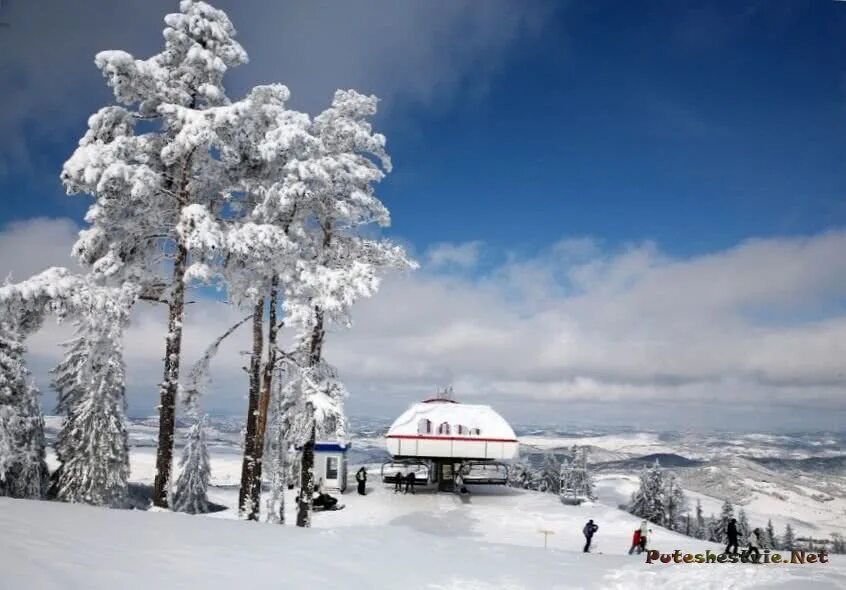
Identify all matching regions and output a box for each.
[383,398,519,490]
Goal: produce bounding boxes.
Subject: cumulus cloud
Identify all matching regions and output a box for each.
[425,241,484,270]
[328,230,846,426]
[4,218,846,429]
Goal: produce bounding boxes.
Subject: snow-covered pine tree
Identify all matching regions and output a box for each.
[537,452,561,493]
[575,447,595,500]
[715,499,735,543]
[831,533,846,554]
[559,446,595,501]
[558,458,572,495]
[171,414,211,514]
[707,514,722,543]
[61,0,248,508]
[764,519,778,549]
[736,508,750,539]
[692,499,706,539]
[507,461,534,490]
[168,84,311,521]
[629,460,665,525]
[0,320,48,499]
[51,320,129,508]
[661,471,687,531]
[280,90,414,527]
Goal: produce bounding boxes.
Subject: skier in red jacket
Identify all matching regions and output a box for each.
[629,529,642,554]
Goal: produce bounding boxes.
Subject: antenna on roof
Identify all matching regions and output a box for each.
[435,385,454,401]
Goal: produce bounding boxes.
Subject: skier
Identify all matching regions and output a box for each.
[583,519,599,553]
[628,528,642,555]
[725,518,740,555]
[394,471,403,493]
[355,467,367,496]
[639,520,649,552]
[404,471,416,494]
[746,527,762,561]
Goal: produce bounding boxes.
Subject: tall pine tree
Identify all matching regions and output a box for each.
[782,524,796,550]
[629,460,665,525]
[661,471,687,531]
[737,508,750,539]
[765,519,778,549]
[692,499,707,540]
[281,90,413,527]
[61,0,249,508]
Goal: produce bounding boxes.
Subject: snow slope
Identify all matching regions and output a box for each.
[3,494,846,590]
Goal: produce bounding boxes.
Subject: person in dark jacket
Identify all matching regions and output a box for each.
[394,471,403,493]
[404,471,416,494]
[583,519,599,553]
[725,518,740,555]
[355,467,367,496]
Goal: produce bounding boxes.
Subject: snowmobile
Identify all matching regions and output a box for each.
[297,491,345,512]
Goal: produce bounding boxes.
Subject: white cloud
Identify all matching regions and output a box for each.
[425,241,484,270]
[328,230,846,426]
[4,217,846,429]
[0,217,80,281]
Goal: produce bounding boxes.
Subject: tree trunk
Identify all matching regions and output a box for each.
[238,298,264,520]
[152,240,188,508]
[296,307,324,527]
[251,277,279,514]
[296,418,315,528]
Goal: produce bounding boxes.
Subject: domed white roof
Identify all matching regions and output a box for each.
[386,399,517,441]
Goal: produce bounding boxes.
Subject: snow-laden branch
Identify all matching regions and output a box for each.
[0,267,138,335]
[182,313,252,414]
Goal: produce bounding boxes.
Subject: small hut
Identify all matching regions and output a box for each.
[313,440,350,492]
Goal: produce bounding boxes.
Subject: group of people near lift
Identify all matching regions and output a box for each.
[392,470,419,494]
[583,518,652,554]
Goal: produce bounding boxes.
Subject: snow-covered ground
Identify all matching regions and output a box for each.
[3,482,846,589]
[18,419,844,589]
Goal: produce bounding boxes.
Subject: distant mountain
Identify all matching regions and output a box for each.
[745,455,846,475]
[593,453,704,472]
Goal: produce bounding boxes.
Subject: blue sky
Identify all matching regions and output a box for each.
[2,1,846,430]
[379,1,846,259]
